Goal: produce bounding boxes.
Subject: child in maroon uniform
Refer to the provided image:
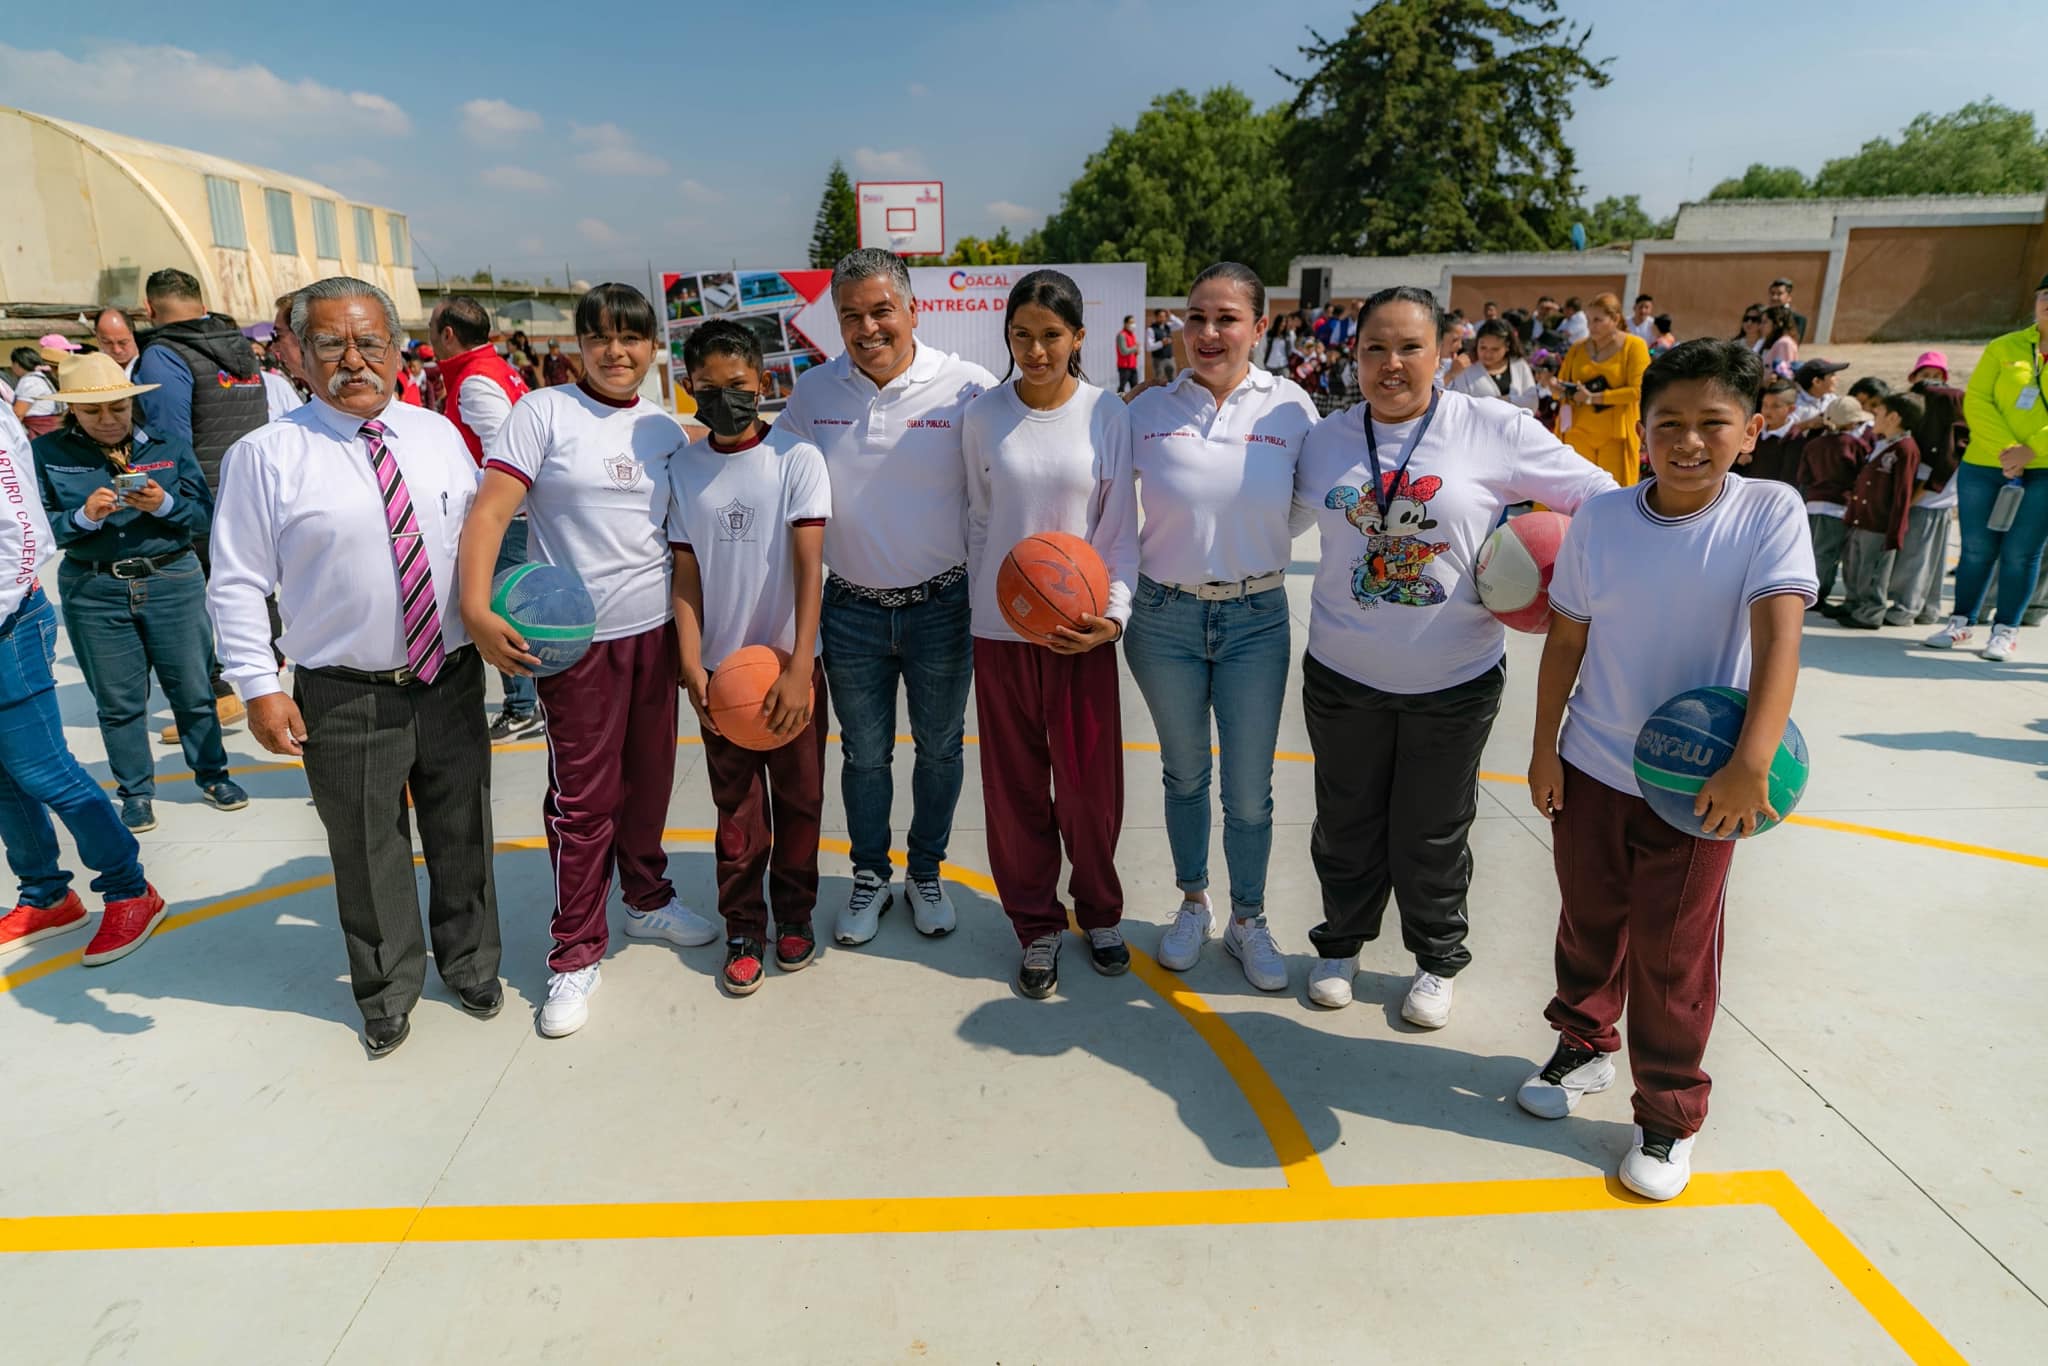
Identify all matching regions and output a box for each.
[1840,392,1924,629]
[1796,396,1873,616]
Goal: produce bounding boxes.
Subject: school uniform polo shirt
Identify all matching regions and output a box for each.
[1126,366,1319,585]
[666,423,831,668]
[1550,476,1818,794]
[776,342,995,591]
[488,382,682,641]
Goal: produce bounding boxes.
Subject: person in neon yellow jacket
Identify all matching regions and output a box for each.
[1924,277,2048,661]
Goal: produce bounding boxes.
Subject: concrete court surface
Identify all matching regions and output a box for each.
[1,518,2044,1366]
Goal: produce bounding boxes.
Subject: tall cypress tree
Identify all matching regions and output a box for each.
[809,160,860,268]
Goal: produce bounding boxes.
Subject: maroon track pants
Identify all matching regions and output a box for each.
[971,638,1124,947]
[535,622,679,972]
[700,668,827,941]
[1544,760,1736,1138]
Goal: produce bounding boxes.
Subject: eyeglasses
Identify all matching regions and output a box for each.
[307,335,393,364]
[1742,315,1762,324]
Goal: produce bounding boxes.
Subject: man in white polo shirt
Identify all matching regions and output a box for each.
[776,249,995,945]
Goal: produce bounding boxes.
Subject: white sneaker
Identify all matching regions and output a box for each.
[1619,1125,1696,1201]
[1222,916,1288,992]
[1155,897,1216,972]
[1981,625,2020,662]
[835,870,891,946]
[623,899,718,948]
[1922,616,1972,650]
[539,965,599,1038]
[1401,970,1454,1029]
[907,873,956,937]
[1516,1038,1617,1119]
[1307,955,1358,1009]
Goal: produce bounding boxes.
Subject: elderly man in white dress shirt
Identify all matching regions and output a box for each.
[207,276,501,1058]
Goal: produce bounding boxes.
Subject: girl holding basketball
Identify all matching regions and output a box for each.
[1295,286,1615,1029]
[1123,263,1318,992]
[962,269,1139,999]
[459,283,717,1039]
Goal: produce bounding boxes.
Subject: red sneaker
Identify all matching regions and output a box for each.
[775,921,817,972]
[0,891,89,954]
[722,937,765,997]
[82,884,168,966]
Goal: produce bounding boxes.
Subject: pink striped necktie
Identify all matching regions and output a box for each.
[360,418,446,684]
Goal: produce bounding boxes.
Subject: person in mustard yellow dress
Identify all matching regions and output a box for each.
[1553,293,1652,487]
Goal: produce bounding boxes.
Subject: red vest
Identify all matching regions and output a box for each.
[436,343,529,464]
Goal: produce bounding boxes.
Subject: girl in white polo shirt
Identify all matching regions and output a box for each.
[458,283,716,1039]
[962,270,1139,1001]
[1124,262,1318,993]
[1295,286,1616,1028]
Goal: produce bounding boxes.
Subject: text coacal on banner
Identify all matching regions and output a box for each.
[660,263,1148,415]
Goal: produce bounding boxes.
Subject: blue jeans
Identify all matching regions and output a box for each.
[821,573,973,880]
[0,590,146,905]
[496,516,537,715]
[1954,463,2048,628]
[1121,575,1291,917]
[58,553,229,799]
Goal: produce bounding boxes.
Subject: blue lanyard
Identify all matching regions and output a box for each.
[1362,389,1442,515]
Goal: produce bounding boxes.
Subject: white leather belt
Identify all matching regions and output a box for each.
[1164,571,1286,602]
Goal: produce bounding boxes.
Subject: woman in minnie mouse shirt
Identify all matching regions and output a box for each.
[1294,286,1615,1027]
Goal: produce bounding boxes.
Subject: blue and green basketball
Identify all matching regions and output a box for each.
[490,563,596,677]
[1633,686,1809,840]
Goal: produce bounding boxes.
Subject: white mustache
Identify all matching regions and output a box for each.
[326,366,385,398]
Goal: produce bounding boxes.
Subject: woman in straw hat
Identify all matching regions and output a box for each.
[31,353,247,833]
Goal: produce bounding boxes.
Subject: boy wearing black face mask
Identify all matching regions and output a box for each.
[667,320,833,997]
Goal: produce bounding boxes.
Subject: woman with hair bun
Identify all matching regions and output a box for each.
[1555,292,1653,486]
[1295,286,1615,1027]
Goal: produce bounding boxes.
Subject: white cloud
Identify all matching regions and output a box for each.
[577,218,623,246]
[986,200,1040,226]
[907,83,929,98]
[0,41,409,134]
[460,98,541,143]
[678,178,725,206]
[853,146,924,176]
[314,157,388,190]
[480,165,553,192]
[572,123,670,177]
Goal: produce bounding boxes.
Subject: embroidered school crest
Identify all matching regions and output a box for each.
[604,453,641,490]
[716,499,758,542]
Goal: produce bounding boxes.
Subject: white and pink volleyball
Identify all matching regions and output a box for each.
[1474,510,1571,634]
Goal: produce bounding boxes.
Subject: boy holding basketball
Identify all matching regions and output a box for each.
[667,320,832,996]
[1521,339,1816,1200]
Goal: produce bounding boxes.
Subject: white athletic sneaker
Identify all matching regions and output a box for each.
[1401,970,1454,1029]
[1307,955,1358,1009]
[1922,616,1972,650]
[835,870,891,946]
[1222,916,1289,992]
[1155,897,1216,972]
[1619,1125,1696,1202]
[1516,1038,1617,1119]
[539,965,599,1038]
[907,874,957,937]
[623,899,718,948]
[1981,624,2020,662]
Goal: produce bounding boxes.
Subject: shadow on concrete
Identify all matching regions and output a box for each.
[1796,629,2048,683]
[1842,719,2048,777]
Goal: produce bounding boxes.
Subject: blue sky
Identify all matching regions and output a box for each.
[5,1,2043,287]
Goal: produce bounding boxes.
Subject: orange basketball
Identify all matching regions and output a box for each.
[705,644,793,751]
[996,531,1111,647]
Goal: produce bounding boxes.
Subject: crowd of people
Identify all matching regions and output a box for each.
[1,247,2044,1209]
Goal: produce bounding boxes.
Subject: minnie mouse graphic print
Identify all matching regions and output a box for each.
[1296,388,1616,695]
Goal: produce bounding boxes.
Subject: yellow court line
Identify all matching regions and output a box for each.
[0,1173,1963,1364]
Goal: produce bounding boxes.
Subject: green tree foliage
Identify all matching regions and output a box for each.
[808,160,859,269]
[1282,0,1608,255]
[1575,194,1672,245]
[945,228,1031,267]
[1813,100,2048,197]
[1706,164,1813,200]
[1032,87,1299,295]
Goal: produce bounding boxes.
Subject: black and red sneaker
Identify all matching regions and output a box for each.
[775,921,817,972]
[723,937,766,997]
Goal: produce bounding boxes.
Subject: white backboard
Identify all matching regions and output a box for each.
[856,181,945,256]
